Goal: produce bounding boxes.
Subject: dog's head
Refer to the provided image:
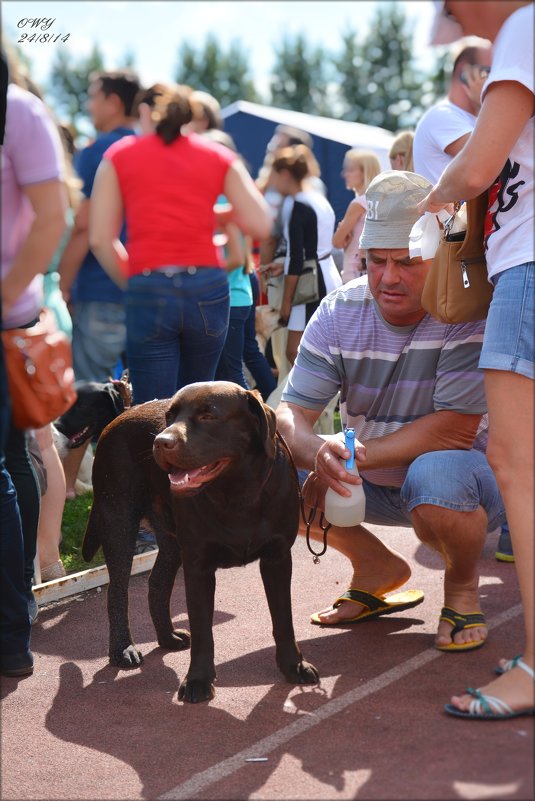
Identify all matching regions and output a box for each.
[153,381,278,497]
[54,378,131,448]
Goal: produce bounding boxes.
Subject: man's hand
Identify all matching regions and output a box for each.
[311,435,365,501]
[461,64,489,110]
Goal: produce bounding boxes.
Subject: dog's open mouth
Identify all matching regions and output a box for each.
[66,426,93,448]
[167,458,231,494]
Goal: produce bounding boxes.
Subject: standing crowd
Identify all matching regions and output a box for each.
[1,0,533,722]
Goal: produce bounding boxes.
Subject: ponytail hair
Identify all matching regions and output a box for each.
[270,144,312,182]
[134,82,193,144]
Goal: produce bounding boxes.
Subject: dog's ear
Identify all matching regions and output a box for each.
[104,384,125,417]
[246,389,277,460]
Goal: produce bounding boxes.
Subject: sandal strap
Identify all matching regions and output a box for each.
[467,688,514,717]
[439,607,485,637]
[333,589,385,612]
[517,658,535,680]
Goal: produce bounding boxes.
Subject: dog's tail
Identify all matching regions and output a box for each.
[81,510,101,562]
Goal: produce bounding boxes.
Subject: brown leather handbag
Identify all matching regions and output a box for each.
[422,192,493,324]
[2,308,77,429]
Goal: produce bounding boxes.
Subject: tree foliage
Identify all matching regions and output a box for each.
[39,2,453,139]
[174,35,259,106]
[334,2,424,131]
[48,44,105,128]
[269,34,332,116]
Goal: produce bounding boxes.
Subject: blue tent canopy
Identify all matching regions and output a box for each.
[221,101,394,222]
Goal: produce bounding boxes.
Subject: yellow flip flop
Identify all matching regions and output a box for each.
[435,606,487,652]
[310,588,425,626]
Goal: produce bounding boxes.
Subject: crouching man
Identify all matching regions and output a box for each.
[276,171,505,651]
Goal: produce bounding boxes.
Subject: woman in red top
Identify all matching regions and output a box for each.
[88,83,271,403]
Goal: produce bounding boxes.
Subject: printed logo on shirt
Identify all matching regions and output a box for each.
[484,159,525,249]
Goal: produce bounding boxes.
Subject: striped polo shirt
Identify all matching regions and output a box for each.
[282,277,488,487]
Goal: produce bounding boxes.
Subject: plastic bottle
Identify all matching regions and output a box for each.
[324,428,366,527]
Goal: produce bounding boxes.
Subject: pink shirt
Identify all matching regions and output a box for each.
[1,84,64,328]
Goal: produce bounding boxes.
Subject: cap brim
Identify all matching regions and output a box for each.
[360,220,417,251]
[429,6,465,45]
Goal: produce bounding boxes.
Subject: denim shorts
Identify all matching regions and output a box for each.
[298,449,505,533]
[71,301,126,382]
[479,263,534,380]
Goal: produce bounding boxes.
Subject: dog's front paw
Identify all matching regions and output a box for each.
[110,645,143,668]
[178,677,215,704]
[283,659,320,685]
[157,629,191,651]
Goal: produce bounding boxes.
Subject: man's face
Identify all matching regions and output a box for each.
[86,80,116,132]
[366,249,431,326]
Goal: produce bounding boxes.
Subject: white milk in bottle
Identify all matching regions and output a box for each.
[324,428,366,527]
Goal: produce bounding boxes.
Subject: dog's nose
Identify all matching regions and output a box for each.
[154,431,177,451]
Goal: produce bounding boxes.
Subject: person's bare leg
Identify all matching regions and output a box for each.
[411,504,487,648]
[301,516,412,623]
[62,441,90,499]
[450,370,534,714]
[34,425,66,575]
[285,329,303,367]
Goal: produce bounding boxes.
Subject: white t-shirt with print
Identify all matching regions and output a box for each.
[481,3,534,279]
[413,98,476,184]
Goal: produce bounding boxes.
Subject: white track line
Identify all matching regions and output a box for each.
[158,604,522,800]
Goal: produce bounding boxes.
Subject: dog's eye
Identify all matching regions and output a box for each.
[197,412,216,422]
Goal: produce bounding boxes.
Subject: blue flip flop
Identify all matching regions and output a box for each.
[495,654,523,675]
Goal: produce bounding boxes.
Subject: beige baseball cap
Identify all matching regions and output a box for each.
[359,171,434,250]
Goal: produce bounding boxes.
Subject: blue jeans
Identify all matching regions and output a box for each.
[216,304,251,389]
[0,345,32,658]
[126,267,230,404]
[299,449,505,532]
[243,273,277,400]
[71,301,126,382]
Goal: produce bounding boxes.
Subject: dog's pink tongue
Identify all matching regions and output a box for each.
[168,466,204,488]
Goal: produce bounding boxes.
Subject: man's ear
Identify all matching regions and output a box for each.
[246,389,277,460]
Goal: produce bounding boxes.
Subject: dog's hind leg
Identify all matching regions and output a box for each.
[148,533,190,651]
[99,510,143,668]
[260,550,319,685]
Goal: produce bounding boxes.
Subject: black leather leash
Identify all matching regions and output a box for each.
[276,430,331,564]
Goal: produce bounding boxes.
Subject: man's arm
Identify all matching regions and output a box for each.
[57,198,90,299]
[356,410,482,472]
[444,132,470,159]
[277,400,482,498]
[2,179,67,315]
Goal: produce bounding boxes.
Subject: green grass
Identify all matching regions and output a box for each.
[60,492,103,574]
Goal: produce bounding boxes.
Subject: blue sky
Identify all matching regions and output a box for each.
[3,0,437,101]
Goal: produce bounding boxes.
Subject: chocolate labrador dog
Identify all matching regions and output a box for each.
[82,381,319,703]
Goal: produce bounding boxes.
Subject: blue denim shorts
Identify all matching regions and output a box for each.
[479,263,534,380]
[71,301,126,382]
[298,449,505,533]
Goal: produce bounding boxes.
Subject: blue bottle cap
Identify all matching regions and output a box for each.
[344,427,355,470]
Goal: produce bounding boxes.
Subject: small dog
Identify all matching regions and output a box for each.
[82,381,319,703]
[53,374,132,495]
